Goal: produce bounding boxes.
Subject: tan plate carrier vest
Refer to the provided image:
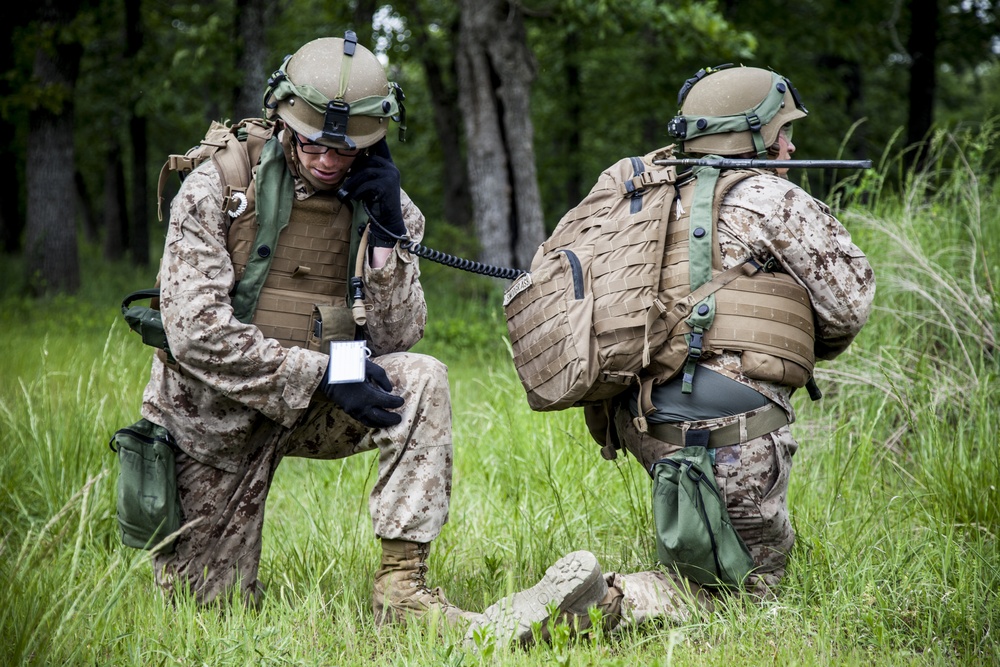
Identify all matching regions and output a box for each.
[645,169,816,397]
[228,187,359,350]
[153,119,366,360]
[585,165,817,449]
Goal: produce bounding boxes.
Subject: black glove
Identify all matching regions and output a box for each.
[338,139,407,247]
[318,357,405,428]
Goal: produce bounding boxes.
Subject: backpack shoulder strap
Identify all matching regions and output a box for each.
[230,136,294,323]
[239,118,274,169]
[212,119,277,220]
[675,166,764,393]
[156,119,275,222]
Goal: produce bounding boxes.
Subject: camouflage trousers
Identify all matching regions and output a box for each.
[605,406,799,628]
[153,352,453,607]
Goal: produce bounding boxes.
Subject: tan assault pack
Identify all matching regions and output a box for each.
[503,145,813,414]
[156,118,274,223]
[123,119,276,359]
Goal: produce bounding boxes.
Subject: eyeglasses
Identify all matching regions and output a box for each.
[294,134,362,157]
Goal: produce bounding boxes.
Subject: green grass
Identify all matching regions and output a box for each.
[1,128,998,665]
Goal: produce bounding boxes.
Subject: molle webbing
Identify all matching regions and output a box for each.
[230,137,295,323]
[709,273,815,370]
[229,185,354,348]
[504,149,678,411]
[590,205,671,339]
[649,169,816,385]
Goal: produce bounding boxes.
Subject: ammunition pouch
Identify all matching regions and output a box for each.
[306,303,359,351]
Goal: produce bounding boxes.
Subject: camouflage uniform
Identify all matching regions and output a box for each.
[602,172,875,627]
[142,159,452,606]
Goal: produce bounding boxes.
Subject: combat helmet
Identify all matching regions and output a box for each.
[263,32,405,150]
[666,64,807,157]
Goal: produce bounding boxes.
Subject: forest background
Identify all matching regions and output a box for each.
[1,1,999,666]
[2,0,999,288]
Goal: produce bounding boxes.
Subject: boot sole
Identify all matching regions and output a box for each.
[465,550,605,646]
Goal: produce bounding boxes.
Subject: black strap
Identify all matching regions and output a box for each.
[121,288,160,314]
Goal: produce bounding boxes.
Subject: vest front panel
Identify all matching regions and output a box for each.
[229,192,353,348]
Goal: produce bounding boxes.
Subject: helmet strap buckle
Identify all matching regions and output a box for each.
[322,100,355,148]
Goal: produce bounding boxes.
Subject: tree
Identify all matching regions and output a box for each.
[0,8,29,255]
[392,0,472,233]
[126,0,150,264]
[101,138,128,260]
[455,0,545,271]
[233,0,274,122]
[23,0,86,294]
[717,0,1000,187]
[527,0,755,220]
[906,0,938,161]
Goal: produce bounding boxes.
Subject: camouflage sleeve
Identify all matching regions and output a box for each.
[721,177,876,360]
[158,163,327,427]
[361,188,428,355]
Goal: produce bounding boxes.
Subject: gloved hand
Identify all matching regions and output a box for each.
[318,357,405,428]
[338,139,407,247]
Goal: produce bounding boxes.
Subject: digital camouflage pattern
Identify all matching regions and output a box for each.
[143,159,429,472]
[153,352,452,606]
[142,154,450,605]
[606,569,715,628]
[603,171,874,627]
[613,409,798,598]
[700,173,875,420]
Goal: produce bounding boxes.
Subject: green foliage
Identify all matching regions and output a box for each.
[3,45,1000,667]
[528,0,756,223]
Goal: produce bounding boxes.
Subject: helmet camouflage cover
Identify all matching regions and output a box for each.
[263,32,406,150]
[667,64,807,157]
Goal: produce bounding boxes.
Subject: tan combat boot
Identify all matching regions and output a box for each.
[463,550,611,647]
[372,538,478,628]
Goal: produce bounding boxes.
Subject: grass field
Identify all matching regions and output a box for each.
[1,129,998,666]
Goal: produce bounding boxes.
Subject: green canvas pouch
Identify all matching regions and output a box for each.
[651,443,755,587]
[108,418,181,552]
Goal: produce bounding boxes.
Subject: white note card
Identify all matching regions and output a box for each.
[326,340,368,384]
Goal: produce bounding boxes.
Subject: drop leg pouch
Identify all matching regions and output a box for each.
[651,445,755,588]
[109,418,181,552]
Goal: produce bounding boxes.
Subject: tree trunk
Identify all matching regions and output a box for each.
[456,0,544,271]
[352,0,377,47]
[24,9,82,295]
[0,129,22,253]
[0,13,22,254]
[906,0,938,167]
[563,29,583,212]
[397,0,471,231]
[125,0,149,264]
[76,169,99,244]
[233,0,271,122]
[102,144,128,260]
